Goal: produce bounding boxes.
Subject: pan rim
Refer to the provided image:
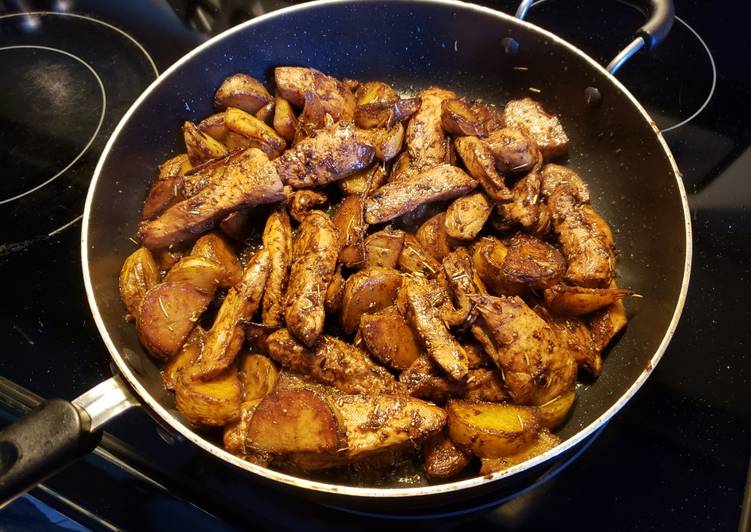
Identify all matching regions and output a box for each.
[81,0,692,499]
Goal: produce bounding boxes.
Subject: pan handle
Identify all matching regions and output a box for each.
[0,376,138,505]
[513,0,675,74]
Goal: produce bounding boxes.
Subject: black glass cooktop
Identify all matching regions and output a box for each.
[0,0,749,530]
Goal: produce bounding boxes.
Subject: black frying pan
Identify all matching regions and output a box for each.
[0,0,690,514]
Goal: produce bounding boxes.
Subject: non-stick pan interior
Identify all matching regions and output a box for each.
[84,0,688,490]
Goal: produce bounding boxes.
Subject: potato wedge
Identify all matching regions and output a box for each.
[196,250,271,379]
[219,208,252,241]
[340,267,403,333]
[164,256,224,292]
[358,123,404,162]
[255,101,275,124]
[338,163,387,196]
[190,232,242,288]
[478,429,560,475]
[162,326,204,391]
[363,228,405,269]
[223,399,268,462]
[355,81,399,107]
[500,232,565,293]
[175,365,242,426]
[224,107,286,159]
[453,135,512,202]
[272,96,298,142]
[398,234,441,278]
[422,431,472,480]
[359,307,422,370]
[543,284,633,316]
[198,113,229,142]
[239,353,278,401]
[183,121,228,164]
[324,266,345,315]
[151,244,189,271]
[142,154,192,219]
[444,191,492,241]
[214,73,273,114]
[503,98,568,160]
[447,400,540,457]
[415,213,454,262]
[537,389,576,430]
[119,247,160,320]
[400,356,465,403]
[331,195,366,267]
[441,98,486,137]
[589,298,628,352]
[471,237,510,294]
[246,389,341,454]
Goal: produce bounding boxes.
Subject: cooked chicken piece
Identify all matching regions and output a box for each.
[588,289,628,352]
[288,189,328,222]
[142,154,192,219]
[296,91,336,133]
[355,97,421,130]
[180,150,236,198]
[364,164,477,224]
[471,294,577,405]
[422,431,472,480]
[275,122,375,188]
[218,208,251,241]
[503,98,569,160]
[274,66,356,122]
[402,276,469,381]
[162,326,204,391]
[415,213,455,262]
[284,211,341,347]
[470,100,505,133]
[214,73,273,114]
[440,247,486,328]
[324,266,345,315]
[463,341,490,369]
[195,250,271,380]
[331,194,367,267]
[540,163,590,202]
[499,232,566,293]
[493,168,550,235]
[542,310,602,377]
[363,228,405,269]
[444,191,493,240]
[265,329,402,395]
[261,209,292,327]
[139,148,285,248]
[454,136,512,202]
[406,87,457,170]
[486,127,539,174]
[400,356,506,403]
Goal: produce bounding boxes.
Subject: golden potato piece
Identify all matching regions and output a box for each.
[486,127,539,174]
[190,232,242,288]
[272,96,298,142]
[341,267,403,333]
[239,353,278,401]
[151,244,189,271]
[255,101,275,124]
[447,400,540,458]
[453,135,512,202]
[471,237,510,294]
[422,431,472,480]
[543,284,633,316]
[261,209,292,328]
[219,208,252,241]
[338,163,387,196]
[164,256,224,292]
[359,307,422,370]
[119,247,160,320]
[444,191,492,241]
[478,429,561,475]
[183,121,227,164]
[537,389,576,430]
[197,113,229,141]
[161,326,204,391]
[246,389,340,454]
[501,232,565,292]
[223,399,267,462]
[331,195,366,267]
[175,365,242,426]
[398,234,441,278]
[324,266,345,315]
[589,298,628,352]
[142,154,192,220]
[137,280,215,360]
[416,213,454,262]
[224,107,286,159]
[363,228,405,269]
[503,98,569,160]
[357,123,405,162]
[288,189,327,223]
[355,81,399,107]
[441,98,486,137]
[214,73,273,114]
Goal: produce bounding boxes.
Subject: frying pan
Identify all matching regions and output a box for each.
[0,0,690,514]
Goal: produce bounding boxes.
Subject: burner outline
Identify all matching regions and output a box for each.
[0,45,107,205]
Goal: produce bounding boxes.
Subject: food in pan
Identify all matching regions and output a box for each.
[121,66,634,483]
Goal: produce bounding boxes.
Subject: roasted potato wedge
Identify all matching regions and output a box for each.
[272,96,298,142]
[214,73,273,114]
[183,121,228,164]
[447,400,540,457]
[288,189,328,223]
[324,266,345,315]
[355,81,399,107]
[358,123,405,162]
[331,195,367,267]
[176,365,242,426]
[441,98,486,137]
[486,127,539,174]
[537,389,576,430]
[163,256,223,291]
[415,213,454,262]
[398,234,441,278]
[190,232,243,288]
[589,297,628,352]
[478,429,560,475]
[340,267,403,333]
[503,98,569,160]
[422,431,472,480]
[471,237,510,294]
[501,233,565,292]
[338,163,387,196]
[142,154,193,219]
[162,326,204,391]
[239,353,279,401]
[359,307,422,370]
[224,107,286,158]
[444,191,492,241]
[453,135,512,202]
[219,208,252,241]
[246,389,341,454]
[119,247,160,320]
[543,284,633,316]
[464,368,508,403]
[363,228,405,269]
[255,101,275,124]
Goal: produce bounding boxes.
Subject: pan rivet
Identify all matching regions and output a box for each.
[584,86,602,106]
[502,37,519,55]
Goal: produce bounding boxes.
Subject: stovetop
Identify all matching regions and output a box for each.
[1,0,749,530]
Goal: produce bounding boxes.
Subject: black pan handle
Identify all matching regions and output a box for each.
[0,376,137,505]
[514,0,675,74]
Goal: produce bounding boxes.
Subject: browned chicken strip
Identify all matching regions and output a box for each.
[265,329,402,395]
[274,66,356,122]
[503,98,569,160]
[471,294,576,405]
[402,276,469,381]
[364,164,477,224]
[284,210,341,347]
[493,167,550,235]
[406,87,457,170]
[261,209,292,327]
[275,122,375,188]
[139,148,285,248]
[454,135,512,202]
[142,154,192,219]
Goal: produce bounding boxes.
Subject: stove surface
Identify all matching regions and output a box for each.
[0,1,749,530]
